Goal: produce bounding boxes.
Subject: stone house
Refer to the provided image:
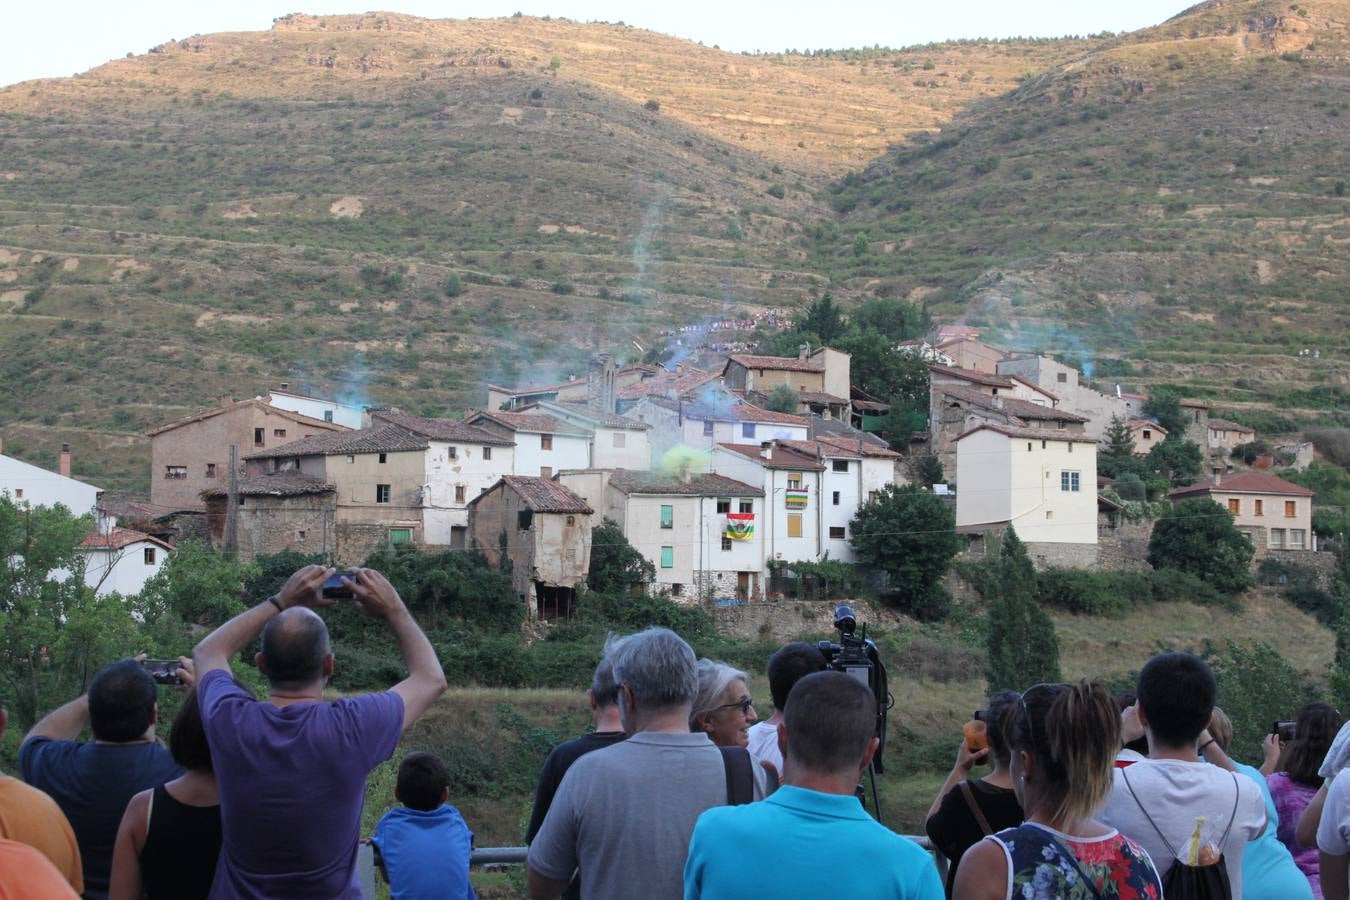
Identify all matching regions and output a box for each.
[468,475,593,619]
[146,398,346,512]
[1207,418,1257,452]
[722,346,852,421]
[934,336,1004,374]
[995,354,1130,439]
[202,472,337,561]
[463,409,592,479]
[929,378,1088,481]
[954,424,1101,567]
[557,469,765,603]
[1127,418,1167,455]
[242,426,430,563]
[1169,471,1314,554]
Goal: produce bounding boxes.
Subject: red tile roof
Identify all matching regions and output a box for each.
[778,439,862,459]
[244,425,429,460]
[371,411,515,445]
[536,401,652,431]
[1170,471,1313,498]
[498,476,593,514]
[716,443,827,470]
[1208,418,1255,433]
[608,470,764,497]
[953,424,1100,445]
[81,527,173,552]
[928,364,1014,389]
[145,398,347,437]
[815,434,901,459]
[725,354,825,374]
[615,365,720,401]
[467,409,590,437]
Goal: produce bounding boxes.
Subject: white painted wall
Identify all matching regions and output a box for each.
[591,427,653,470]
[616,492,764,598]
[82,541,167,597]
[267,391,364,429]
[710,448,821,563]
[0,454,109,531]
[510,432,591,478]
[956,430,1097,544]
[821,459,861,562]
[422,441,515,543]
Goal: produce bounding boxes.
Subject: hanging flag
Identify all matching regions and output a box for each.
[785,490,809,509]
[725,513,754,540]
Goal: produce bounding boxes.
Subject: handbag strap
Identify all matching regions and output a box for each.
[958,780,995,837]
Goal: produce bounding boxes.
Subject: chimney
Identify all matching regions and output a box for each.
[1214,471,1222,487]
[588,352,616,413]
[59,443,71,478]
[760,441,773,460]
[798,343,810,361]
[279,381,289,391]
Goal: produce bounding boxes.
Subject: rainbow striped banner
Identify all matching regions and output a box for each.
[785,490,809,509]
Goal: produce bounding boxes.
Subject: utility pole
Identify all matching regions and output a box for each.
[223,444,238,556]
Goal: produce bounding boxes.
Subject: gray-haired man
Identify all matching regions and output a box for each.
[526,627,767,900]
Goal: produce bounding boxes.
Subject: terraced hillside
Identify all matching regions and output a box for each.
[0,14,1086,492]
[822,0,1350,417]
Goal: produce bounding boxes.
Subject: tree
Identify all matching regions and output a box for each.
[444,273,464,298]
[905,452,944,488]
[763,384,800,414]
[799,293,846,344]
[852,233,870,257]
[834,331,929,407]
[985,528,1061,692]
[1142,387,1189,440]
[1148,498,1254,595]
[1101,415,1136,462]
[1145,439,1203,486]
[851,297,926,343]
[587,518,655,595]
[139,540,254,627]
[849,485,961,621]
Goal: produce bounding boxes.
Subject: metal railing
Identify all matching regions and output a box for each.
[360,839,946,897]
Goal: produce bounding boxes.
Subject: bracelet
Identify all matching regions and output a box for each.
[267,595,284,613]
[1199,738,1216,754]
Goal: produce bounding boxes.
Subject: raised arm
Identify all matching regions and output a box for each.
[193,565,333,677]
[926,741,989,823]
[23,695,90,746]
[347,569,446,732]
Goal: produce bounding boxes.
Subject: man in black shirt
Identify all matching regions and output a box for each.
[525,657,626,898]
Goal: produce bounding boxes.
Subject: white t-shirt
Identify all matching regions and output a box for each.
[1099,758,1267,899]
[746,720,782,773]
[1318,772,1350,856]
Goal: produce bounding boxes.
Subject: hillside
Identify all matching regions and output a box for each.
[0,14,1086,492]
[824,0,1350,420]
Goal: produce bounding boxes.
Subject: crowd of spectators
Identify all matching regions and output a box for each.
[4,567,1350,900]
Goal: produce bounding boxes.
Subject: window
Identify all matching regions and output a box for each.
[1041,440,1047,450]
[143,547,156,565]
[298,530,306,541]
[829,526,846,540]
[1067,441,1073,453]
[787,472,803,490]
[274,428,287,438]
[254,428,265,446]
[1045,510,1053,520]
[721,536,733,551]
[660,546,674,568]
[832,491,840,506]
[1254,499,1264,516]
[1057,372,1068,383]
[448,446,458,459]
[787,514,803,538]
[1269,528,1287,550]
[671,583,683,596]
[376,484,391,504]
[347,455,355,464]
[1056,421,1065,430]
[378,453,387,464]
[13,489,22,499]
[540,466,552,478]
[716,499,731,514]
[483,446,492,460]
[832,459,849,473]
[868,491,878,503]
[1285,500,1297,518]
[1143,429,1152,440]
[1227,498,1241,515]
[388,528,413,544]
[739,500,754,514]
[566,515,575,526]
[660,505,674,529]
[613,432,626,448]
[165,465,187,479]
[1027,442,1033,452]
[518,510,534,530]
[703,420,714,436]
[455,485,466,503]
[205,463,217,478]
[541,434,553,451]
[324,410,334,422]
[1060,471,1081,493]
[1289,529,1307,550]
[741,423,756,439]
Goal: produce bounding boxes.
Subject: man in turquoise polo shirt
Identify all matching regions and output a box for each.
[684,671,943,900]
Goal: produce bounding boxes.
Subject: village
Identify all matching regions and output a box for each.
[0,323,1329,617]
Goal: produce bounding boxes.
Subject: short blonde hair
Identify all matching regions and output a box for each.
[1208,707,1233,754]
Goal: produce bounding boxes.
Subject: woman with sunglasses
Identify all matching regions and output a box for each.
[953,681,1163,900]
[690,659,759,750]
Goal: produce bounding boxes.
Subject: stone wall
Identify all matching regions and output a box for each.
[709,597,875,643]
[1097,517,1154,572]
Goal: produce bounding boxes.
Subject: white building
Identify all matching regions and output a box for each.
[627,395,810,465]
[0,441,111,532]
[530,400,653,470]
[465,409,592,478]
[954,424,1099,562]
[268,386,366,429]
[368,411,517,548]
[710,442,826,564]
[778,437,901,562]
[557,469,765,603]
[79,528,173,597]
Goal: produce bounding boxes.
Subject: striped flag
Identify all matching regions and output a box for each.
[725,513,755,540]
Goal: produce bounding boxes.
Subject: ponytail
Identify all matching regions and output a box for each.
[1012,681,1120,825]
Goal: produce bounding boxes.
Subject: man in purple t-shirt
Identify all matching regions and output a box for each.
[193,566,447,899]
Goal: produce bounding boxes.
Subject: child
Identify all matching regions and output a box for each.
[372,752,476,900]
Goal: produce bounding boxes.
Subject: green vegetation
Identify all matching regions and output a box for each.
[1148,498,1255,595]
[982,529,1061,691]
[849,485,962,621]
[763,384,800,413]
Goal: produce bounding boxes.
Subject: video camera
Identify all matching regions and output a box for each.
[818,604,892,819]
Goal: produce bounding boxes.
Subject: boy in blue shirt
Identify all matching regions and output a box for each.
[372,752,476,900]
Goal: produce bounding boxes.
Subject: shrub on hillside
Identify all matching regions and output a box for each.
[1148,498,1254,595]
[1036,568,1233,616]
[850,485,961,622]
[1212,640,1319,763]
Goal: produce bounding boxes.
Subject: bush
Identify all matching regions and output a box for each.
[444,273,464,298]
[551,281,575,295]
[1035,570,1147,617]
[1149,499,1254,595]
[766,184,786,199]
[644,98,660,112]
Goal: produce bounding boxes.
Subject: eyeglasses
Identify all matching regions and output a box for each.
[1018,683,1069,749]
[708,697,754,716]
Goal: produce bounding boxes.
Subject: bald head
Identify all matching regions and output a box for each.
[259,607,332,690]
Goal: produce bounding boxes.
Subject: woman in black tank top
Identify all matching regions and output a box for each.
[109,674,245,900]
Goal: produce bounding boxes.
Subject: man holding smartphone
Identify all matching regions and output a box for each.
[20,656,193,899]
[192,565,447,900]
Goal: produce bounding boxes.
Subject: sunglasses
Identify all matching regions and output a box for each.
[1018,682,1069,747]
[709,697,754,716]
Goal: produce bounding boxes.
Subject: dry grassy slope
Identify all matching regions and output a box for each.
[828,0,1350,411]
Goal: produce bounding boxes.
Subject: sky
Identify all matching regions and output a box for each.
[3,0,1190,87]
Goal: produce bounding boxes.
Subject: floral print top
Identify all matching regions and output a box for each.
[988,821,1163,900]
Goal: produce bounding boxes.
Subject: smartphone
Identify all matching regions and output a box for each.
[963,719,989,752]
[141,658,183,686]
[321,571,359,600]
[1273,720,1296,742]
